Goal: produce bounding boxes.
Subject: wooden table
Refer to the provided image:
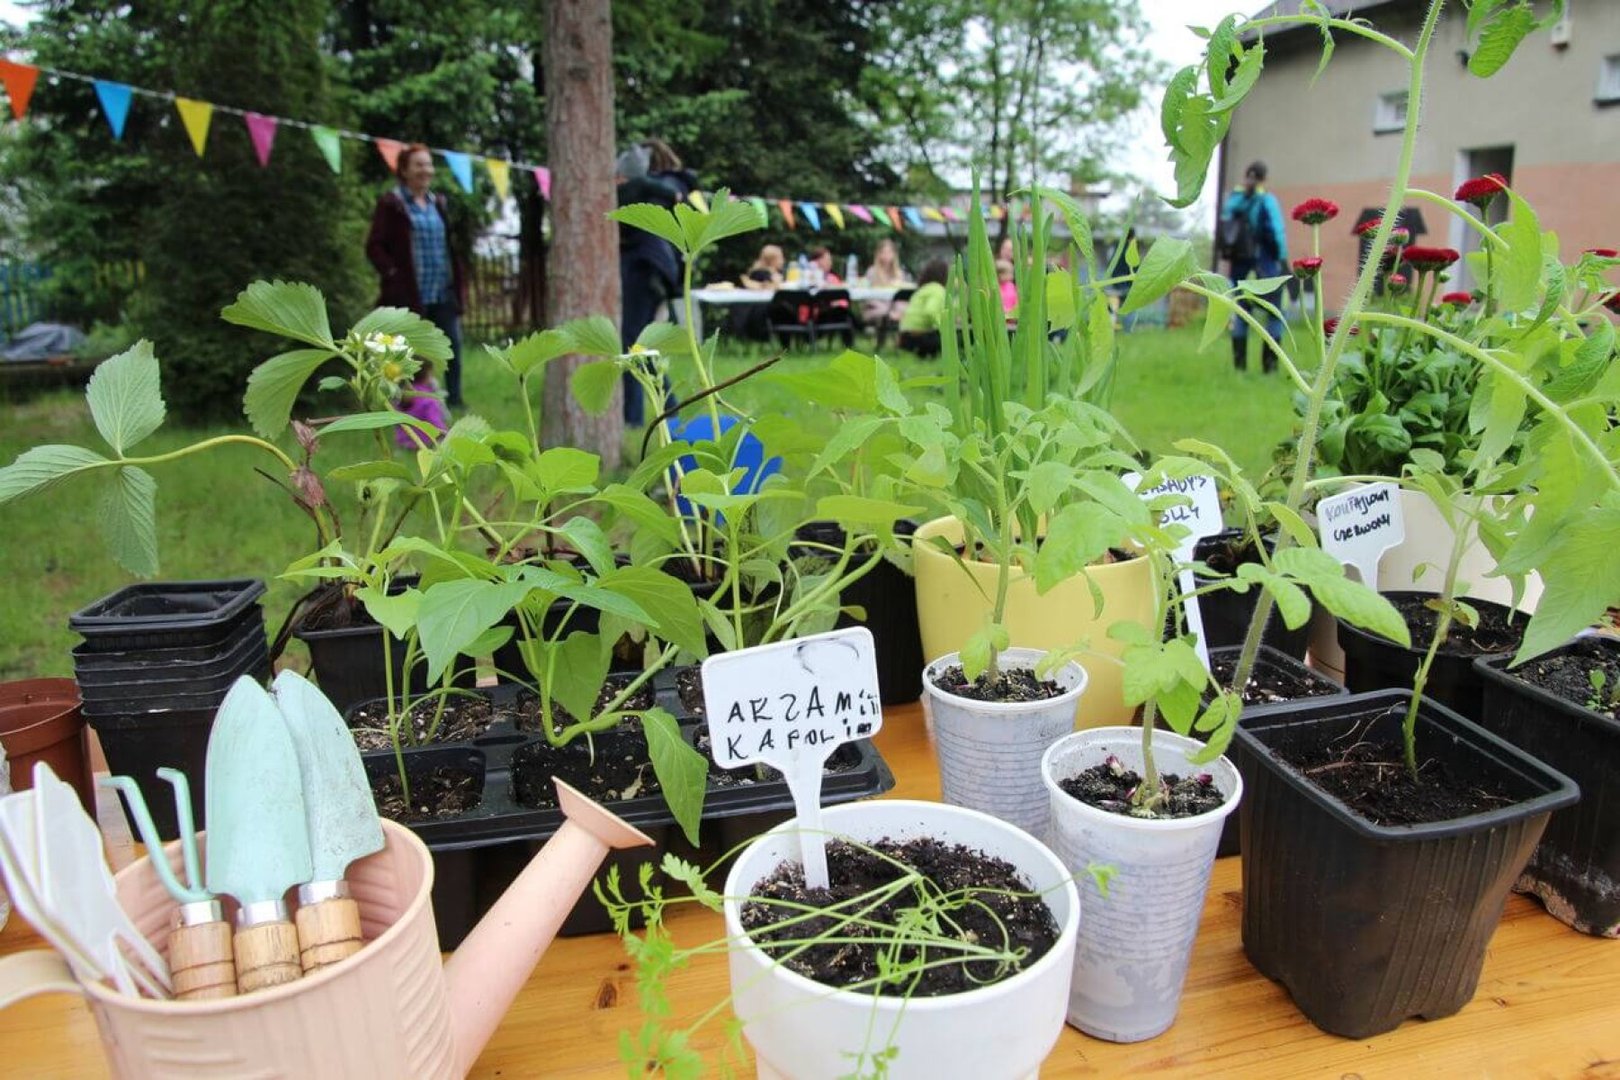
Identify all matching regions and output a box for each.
[686,285,901,339]
[4,702,1619,1077]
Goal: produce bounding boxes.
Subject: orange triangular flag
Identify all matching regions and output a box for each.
[886,206,904,232]
[777,199,796,230]
[486,157,510,200]
[375,138,404,173]
[0,59,39,120]
[174,97,213,157]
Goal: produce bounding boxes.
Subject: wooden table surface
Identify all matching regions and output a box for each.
[4,701,1619,1078]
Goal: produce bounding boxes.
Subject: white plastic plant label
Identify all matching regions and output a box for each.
[701,627,882,889]
[1317,482,1405,585]
[1127,472,1224,668]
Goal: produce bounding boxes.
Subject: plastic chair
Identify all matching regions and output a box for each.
[874,287,915,353]
[810,288,857,349]
[766,289,818,350]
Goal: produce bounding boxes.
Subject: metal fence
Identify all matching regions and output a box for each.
[0,259,145,337]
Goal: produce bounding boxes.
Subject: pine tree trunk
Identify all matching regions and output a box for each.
[541,0,621,467]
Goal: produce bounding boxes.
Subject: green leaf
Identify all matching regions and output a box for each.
[691,189,767,253]
[1033,504,1126,594]
[571,360,621,414]
[220,280,334,349]
[505,328,575,377]
[1034,186,1095,271]
[1259,574,1312,629]
[415,578,533,683]
[1121,238,1196,315]
[598,565,707,657]
[319,411,440,437]
[546,632,614,723]
[1513,503,1620,663]
[1468,2,1537,77]
[555,516,616,576]
[812,495,921,528]
[1121,642,1183,708]
[1023,461,1073,517]
[243,348,338,438]
[561,315,624,358]
[85,340,164,455]
[1497,190,1543,313]
[660,853,721,911]
[643,707,709,846]
[1477,371,1526,463]
[352,307,452,361]
[1544,321,1614,402]
[354,585,421,640]
[1310,574,1411,647]
[596,483,680,546]
[532,447,601,493]
[1264,502,1318,549]
[100,465,158,577]
[608,204,689,254]
[0,444,109,505]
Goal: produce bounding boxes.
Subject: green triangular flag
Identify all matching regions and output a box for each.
[311,126,342,174]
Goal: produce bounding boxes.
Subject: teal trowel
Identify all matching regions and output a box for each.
[270,669,385,973]
[204,676,312,994]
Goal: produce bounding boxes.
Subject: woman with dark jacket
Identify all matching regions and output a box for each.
[365,142,468,407]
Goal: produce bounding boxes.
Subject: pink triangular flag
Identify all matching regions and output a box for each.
[533,166,551,200]
[848,204,874,225]
[244,112,278,167]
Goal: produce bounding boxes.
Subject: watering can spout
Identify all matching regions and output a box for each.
[444,778,654,1075]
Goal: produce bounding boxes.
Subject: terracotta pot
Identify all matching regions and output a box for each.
[0,678,92,813]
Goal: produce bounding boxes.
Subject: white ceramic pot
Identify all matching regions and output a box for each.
[723,800,1081,1080]
[923,649,1088,838]
[1040,727,1240,1043]
[1378,490,1543,610]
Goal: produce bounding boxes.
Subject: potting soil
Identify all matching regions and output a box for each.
[930,665,1062,703]
[348,694,503,750]
[372,764,483,822]
[1387,593,1524,655]
[1058,762,1223,818]
[1210,653,1339,707]
[1507,637,1620,720]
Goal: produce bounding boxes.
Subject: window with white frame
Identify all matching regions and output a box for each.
[1374,90,1408,133]
[1599,54,1620,104]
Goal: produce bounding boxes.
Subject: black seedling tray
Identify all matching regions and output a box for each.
[71,615,268,674]
[70,580,267,650]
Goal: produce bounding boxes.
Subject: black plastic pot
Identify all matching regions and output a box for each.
[490,556,643,685]
[1191,531,1309,660]
[91,705,217,840]
[294,618,476,714]
[1209,645,1347,858]
[359,677,894,945]
[1337,591,1521,722]
[794,520,924,704]
[1232,690,1578,1038]
[70,579,267,652]
[1475,638,1620,937]
[72,617,268,685]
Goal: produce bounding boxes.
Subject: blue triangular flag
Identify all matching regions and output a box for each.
[799,202,821,231]
[442,150,474,193]
[903,206,924,229]
[94,80,133,140]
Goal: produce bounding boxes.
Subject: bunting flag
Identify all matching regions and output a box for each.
[886,206,905,232]
[244,112,278,166]
[687,189,709,213]
[486,157,510,200]
[799,202,821,231]
[375,137,405,174]
[747,196,768,221]
[174,96,213,157]
[988,204,1007,220]
[847,204,874,225]
[903,206,924,230]
[823,203,845,230]
[311,125,342,173]
[441,149,473,193]
[939,207,960,223]
[0,59,39,120]
[921,207,946,223]
[93,79,133,139]
[533,165,551,200]
[778,199,796,230]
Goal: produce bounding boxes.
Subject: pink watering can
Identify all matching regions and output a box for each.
[0,779,652,1079]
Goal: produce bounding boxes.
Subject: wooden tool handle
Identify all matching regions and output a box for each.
[295,896,364,973]
[232,922,301,994]
[168,921,237,1001]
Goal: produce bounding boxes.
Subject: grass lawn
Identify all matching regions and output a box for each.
[0,323,1300,680]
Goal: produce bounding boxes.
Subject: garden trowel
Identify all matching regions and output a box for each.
[205,677,312,994]
[270,669,385,974]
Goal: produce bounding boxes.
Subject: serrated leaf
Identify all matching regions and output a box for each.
[352,307,452,361]
[0,444,109,504]
[415,578,533,683]
[1468,2,1537,77]
[1264,502,1318,549]
[1311,574,1411,647]
[220,280,334,348]
[1544,321,1614,402]
[1034,504,1127,594]
[571,360,621,415]
[692,190,766,253]
[609,203,689,253]
[560,315,624,358]
[644,707,708,846]
[243,348,338,438]
[660,853,721,911]
[532,446,600,493]
[100,465,158,577]
[1513,503,1620,663]
[1497,190,1542,313]
[1121,238,1196,315]
[85,340,164,455]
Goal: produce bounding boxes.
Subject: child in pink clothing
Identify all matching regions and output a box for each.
[997,259,1018,314]
[396,361,451,449]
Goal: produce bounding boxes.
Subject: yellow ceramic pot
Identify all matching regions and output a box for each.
[912,515,1155,726]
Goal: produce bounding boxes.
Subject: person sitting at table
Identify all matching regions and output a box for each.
[861,238,909,328]
[897,258,949,359]
[809,246,842,285]
[741,245,785,290]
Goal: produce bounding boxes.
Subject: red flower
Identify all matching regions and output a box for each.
[1402,245,1461,272]
[1292,257,1323,278]
[1440,291,1474,306]
[1454,173,1508,207]
[1387,273,1410,293]
[1606,293,1620,315]
[1586,248,1619,259]
[1354,217,1382,237]
[1323,317,1360,337]
[1291,198,1339,225]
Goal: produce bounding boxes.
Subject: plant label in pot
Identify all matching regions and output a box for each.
[1128,471,1223,667]
[1318,482,1405,585]
[701,627,882,889]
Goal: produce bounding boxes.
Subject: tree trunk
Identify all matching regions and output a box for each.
[541,0,621,467]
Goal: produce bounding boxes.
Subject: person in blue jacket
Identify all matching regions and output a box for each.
[1219,160,1288,373]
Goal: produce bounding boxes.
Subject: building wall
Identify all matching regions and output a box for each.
[1222,1,1620,307]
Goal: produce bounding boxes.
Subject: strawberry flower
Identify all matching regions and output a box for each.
[1291,198,1339,225]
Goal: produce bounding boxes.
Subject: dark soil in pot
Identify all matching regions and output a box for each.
[347,693,503,751]
[513,676,657,734]
[371,763,485,823]
[928,665,1062,704]
[1211,651,1343,709]
[740,837,1059,997]
[509,726,661,809]
[1385,592,1525,655]
[1503,637,1620,719]
[1058,762,1223,819]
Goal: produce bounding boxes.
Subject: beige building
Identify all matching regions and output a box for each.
[1220,0,1620,305]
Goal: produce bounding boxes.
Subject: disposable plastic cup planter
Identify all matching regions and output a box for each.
[922,648,1087,839]
[723,799,1080,1080]
[1040,727,1240,1043]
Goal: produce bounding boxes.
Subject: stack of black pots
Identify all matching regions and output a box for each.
[70,579,270,838]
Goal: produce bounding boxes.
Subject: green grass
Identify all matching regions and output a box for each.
[0,324,1299,680]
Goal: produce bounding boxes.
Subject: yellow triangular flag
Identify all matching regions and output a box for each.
[823,203,845,230]
[174,97,213,158]
[486,158,510,201]
[686,190,709,213]
[922,207,946,223]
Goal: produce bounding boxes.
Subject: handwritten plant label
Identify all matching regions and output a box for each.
[1127,472,1223,667]
[701,627,882,888]
[1317,482,1405,585]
